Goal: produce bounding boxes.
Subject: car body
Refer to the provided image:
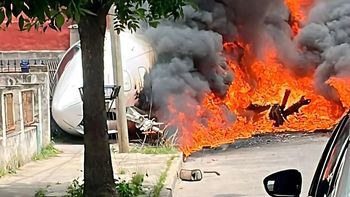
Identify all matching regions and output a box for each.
[263,110,350,197]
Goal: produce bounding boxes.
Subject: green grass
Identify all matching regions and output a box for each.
[117,167,126,175]
[0,159,23,178]
[0,168,6,178]
[131,146,178,154]
[151,156,175,197]
[34,185,50,197]
[32,143,61,161]
[65,179,83,197]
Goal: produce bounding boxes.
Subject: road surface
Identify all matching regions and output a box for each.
[174,132,330,197]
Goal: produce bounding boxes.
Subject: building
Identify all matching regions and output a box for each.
[0,70,50,173]
[0,22,66,173]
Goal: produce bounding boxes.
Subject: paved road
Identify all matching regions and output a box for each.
[174,133,330,197]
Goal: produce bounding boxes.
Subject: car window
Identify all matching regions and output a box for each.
[309,114,349,196]
[322,121,349,181]
[335,147,350,197]
[313,115,350,197]
[327,141,349,197]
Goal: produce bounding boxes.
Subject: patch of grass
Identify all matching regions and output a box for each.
[151,156,175,197]
[34,185,50,197]
[0,167,17,179]
[0,158,23,178]
[118,168,126,175]
[131,146,177,154]
[32,143,61,161]
[7,166,17,174]
[117,172,145,197]
[0,168,6,178]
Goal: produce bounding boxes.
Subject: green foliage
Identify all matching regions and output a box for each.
[0,168,6,178]
[0,0,194,33]
[34,187,49,197]
[32,143,61,161]
[118,167,127,175]
[65,173,145,197]
[0,157,25,178]
[116,173,145,197]
[151,156,175,197]
[131,145,178,154]
[65,179,84,197]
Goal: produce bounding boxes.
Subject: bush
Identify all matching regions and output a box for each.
[65,173,145,197]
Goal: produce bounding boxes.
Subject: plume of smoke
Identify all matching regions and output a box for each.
[296,0,350,100]
[138,0,350,130]
[137,1,239,127]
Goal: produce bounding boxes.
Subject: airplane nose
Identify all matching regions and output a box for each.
[51,47,84,135]
[52,87,84,135]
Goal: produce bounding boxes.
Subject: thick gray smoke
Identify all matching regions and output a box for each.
[140,0,286,120]
[139,0,350,124]
[139,1,236,121]
[296,0,350,101]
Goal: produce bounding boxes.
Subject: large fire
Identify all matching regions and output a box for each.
[170,41,350,156]
[162,0,350,157]
[284,0,314,35]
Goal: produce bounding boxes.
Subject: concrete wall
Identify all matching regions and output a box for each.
[0,73,50,172]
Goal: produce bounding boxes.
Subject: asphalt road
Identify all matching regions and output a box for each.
[173,132,330,197]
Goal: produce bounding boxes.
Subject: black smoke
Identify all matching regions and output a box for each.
[137,0,350,124]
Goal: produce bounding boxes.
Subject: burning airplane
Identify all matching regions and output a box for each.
[51,31,162,136]
[137,0,350,156]
[53,0,350,156]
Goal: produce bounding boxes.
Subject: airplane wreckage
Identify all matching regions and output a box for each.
[51,31,166,140]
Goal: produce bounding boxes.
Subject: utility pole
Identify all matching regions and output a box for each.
[109,8,129,153]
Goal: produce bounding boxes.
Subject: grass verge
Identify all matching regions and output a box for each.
[131,146,177,154]
[151,156,175,197]
[32,143,61,161]
[34,186,50,197]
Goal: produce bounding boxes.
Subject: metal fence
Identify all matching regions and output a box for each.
[0,58,61,97]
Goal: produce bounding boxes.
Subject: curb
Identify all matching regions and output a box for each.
[160,153,183,197]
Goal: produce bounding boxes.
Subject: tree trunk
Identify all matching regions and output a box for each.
[78,8,116,197]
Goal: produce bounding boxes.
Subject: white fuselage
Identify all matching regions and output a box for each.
[51,31,154,135]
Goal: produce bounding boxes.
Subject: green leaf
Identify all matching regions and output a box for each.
[74,11,80,23]
[34,21,40,30]
[55,13,65,28]
[148,20,159,28]
[18,15,24,31]
[5,8,12,26]
[0,9,5,25]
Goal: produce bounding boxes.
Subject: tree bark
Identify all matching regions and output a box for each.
[78,7,116,197]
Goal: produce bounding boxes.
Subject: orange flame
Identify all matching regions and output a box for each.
[327,78,350,109]
[169,42,350,156]
[285,0,314,36]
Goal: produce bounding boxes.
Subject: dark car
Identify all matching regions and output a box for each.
[263,110,350,197]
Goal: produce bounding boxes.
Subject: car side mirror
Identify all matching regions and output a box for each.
[263,169,302,197]
[179,169,203,182]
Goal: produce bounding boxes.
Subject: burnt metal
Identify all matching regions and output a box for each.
[280,89,291,110]
[269,91,311,127]
[283,96,311,118]
[246,103,271,113]
[269,104,285,127]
